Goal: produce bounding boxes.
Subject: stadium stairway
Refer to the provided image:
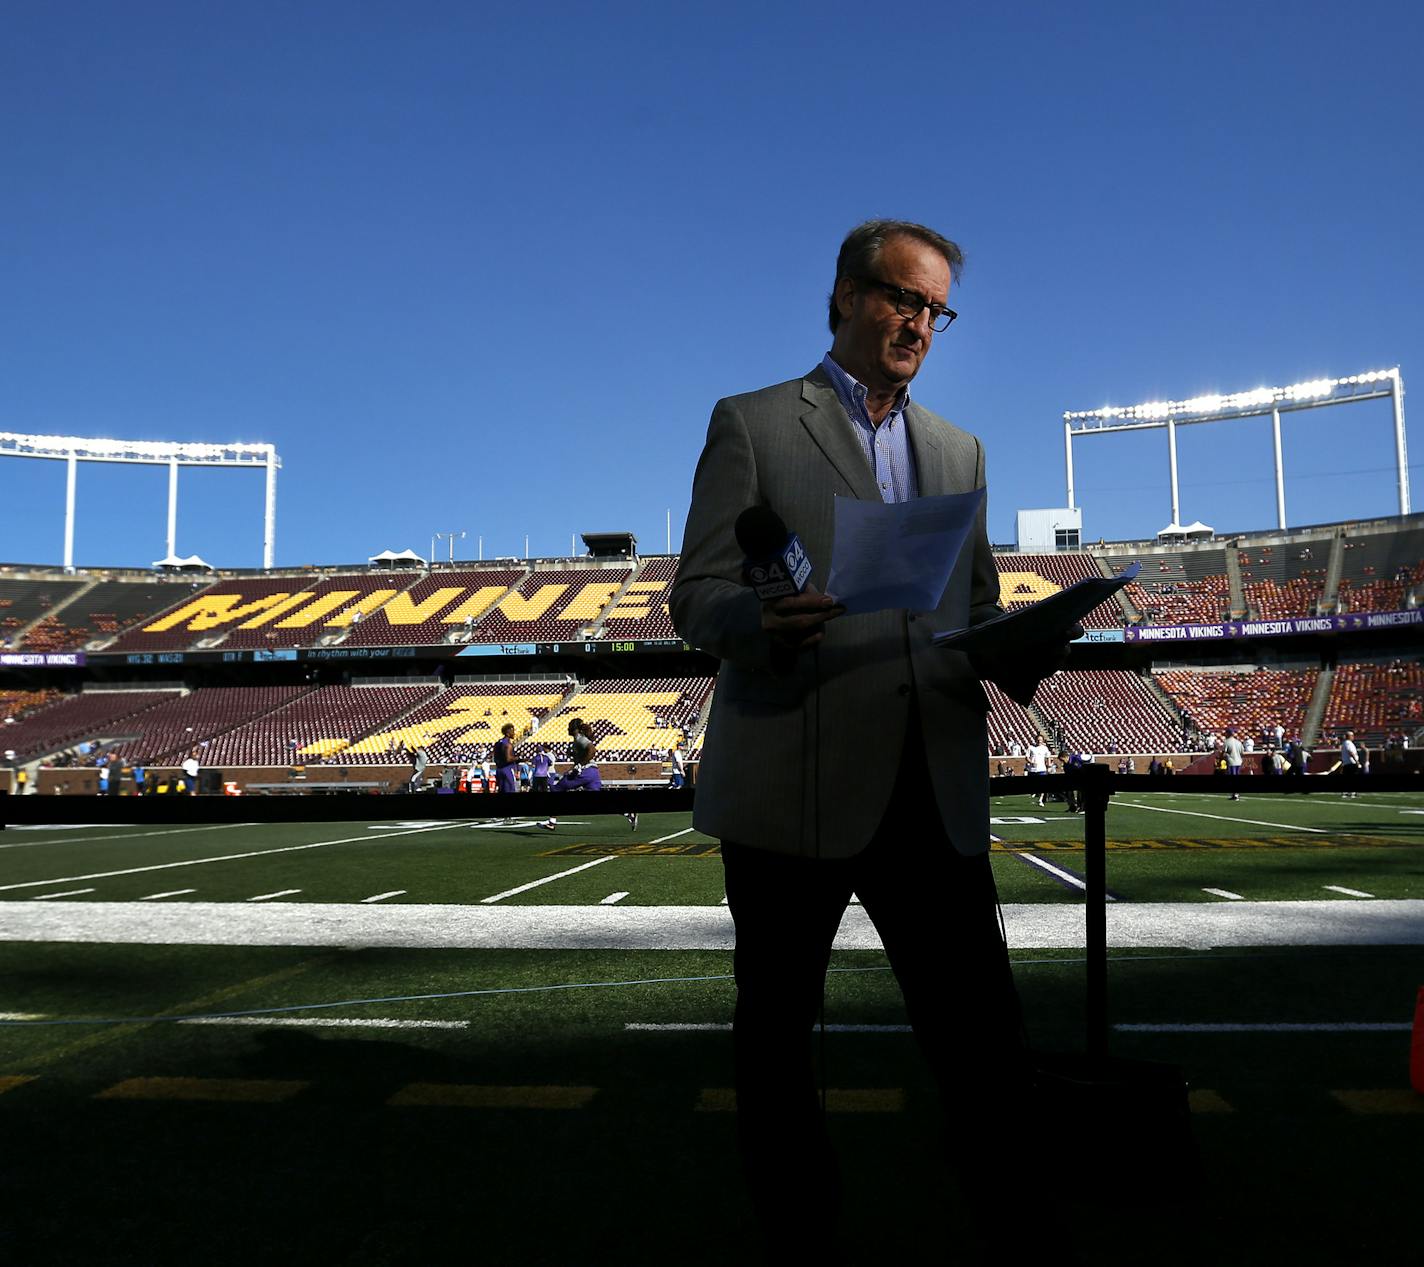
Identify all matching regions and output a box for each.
[1142,671,1187,735]
[1302,665,1334,746]
[1321,530,1346,611]
[1224,547,1247,618]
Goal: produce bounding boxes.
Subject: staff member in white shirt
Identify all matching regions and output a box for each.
[1025,733,1050,807]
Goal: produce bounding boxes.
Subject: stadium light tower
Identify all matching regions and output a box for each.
[432,529,466,565]
[0,431,280,569]
[1062,368,1407,530]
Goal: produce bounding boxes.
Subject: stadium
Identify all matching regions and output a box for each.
[3,371,1422,1265]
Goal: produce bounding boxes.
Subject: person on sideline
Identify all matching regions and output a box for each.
[670,219,1077,1259]
[540,718,637,831]
[1025,732,1051,806]
[1224,727,1244,799]
[493,723,520,795]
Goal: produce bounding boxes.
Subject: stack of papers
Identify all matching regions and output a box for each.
[932,562,1141,653]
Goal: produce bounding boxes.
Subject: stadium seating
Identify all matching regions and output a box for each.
[595,556,680,640]
[1335,527,1424,614]
[339,682,575,766]
[984,682,1043,755]
[109,686,315,763]
[0,576,87,648]
[469,567,633,643]
[1321,659,1424,747]
[19,577,195,652]
[218,573,416,649]
[994,554,1122,628]
[1239,544,1328,620]
[1153,667,1317,745]
[107,577,308,652]
[0,690,181,759]
[199,684,442,765]
[1114,549,1231,625]
[341,568,527,646]
[1032,669,1182,754]
[530,676,715,762]
[1,690,62,746]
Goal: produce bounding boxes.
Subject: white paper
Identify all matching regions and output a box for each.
[825,488,985,615]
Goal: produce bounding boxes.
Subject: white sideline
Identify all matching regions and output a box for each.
[0,823,256,851]
[0,821,469,893]
[1016,852,1117,900]
[480,855,616,903]
[1,898,1421,951]
[1114,801,1326,833]
[178,1016,468,1030]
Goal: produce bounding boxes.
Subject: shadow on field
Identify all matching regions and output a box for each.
[2,947,1421,1265]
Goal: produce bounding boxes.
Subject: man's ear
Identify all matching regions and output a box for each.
[834,275,857,325]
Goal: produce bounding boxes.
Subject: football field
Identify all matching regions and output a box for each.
[2,791,1422,1264]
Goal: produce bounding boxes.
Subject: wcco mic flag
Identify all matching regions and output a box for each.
[825,488,985,615]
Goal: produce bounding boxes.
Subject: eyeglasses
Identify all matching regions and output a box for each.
[858,277,957,332]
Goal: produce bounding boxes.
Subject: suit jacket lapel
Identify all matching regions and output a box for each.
[799,368,880,502]
[907,402,975,496]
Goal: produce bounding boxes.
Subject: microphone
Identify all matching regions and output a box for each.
[735,506,813,601]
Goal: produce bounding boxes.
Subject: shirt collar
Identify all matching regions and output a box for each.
[821,352,910,425]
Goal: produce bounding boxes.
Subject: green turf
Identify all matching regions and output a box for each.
[2,943,1421,1264]
[2,795,1422,1263]
[4,793,1421,907]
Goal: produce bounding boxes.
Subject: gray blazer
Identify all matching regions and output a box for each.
[670,365,1003,859]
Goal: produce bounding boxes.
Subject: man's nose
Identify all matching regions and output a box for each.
[906,305,934,336]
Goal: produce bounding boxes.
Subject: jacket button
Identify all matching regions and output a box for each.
[897,683,910,697]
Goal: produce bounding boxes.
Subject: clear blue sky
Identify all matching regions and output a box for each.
[3,1,1421,569]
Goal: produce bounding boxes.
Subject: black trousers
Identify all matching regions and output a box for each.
[720,739,1026,1245]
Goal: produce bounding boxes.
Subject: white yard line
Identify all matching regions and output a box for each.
[32,888,96,900]
[1202,888,1245,901]
[362,891,407,903]
[1115,801,1326,833]
[0,1012,49,1020]
[0,823,256,851]
[600,892,630,905]
[247,890,302,902]
[178,1017,467,1030]
[480,855,616,903]
[139,889,197,901]
[1116,1022,1412,1033]
[1016,853,1118,900]
[0,821,469,894]
[1323,885,1375,898]
[649,827,696,845]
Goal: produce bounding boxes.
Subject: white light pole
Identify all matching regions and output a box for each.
[1062,368,1407,530]
[0,432,281,570]
[434,530,465,565]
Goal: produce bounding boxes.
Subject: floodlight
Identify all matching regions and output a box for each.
[1061,366,1407,531]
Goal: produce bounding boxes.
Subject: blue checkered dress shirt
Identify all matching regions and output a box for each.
[820,352,919,503]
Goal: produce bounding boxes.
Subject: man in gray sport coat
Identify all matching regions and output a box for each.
[671,220,1066,1257]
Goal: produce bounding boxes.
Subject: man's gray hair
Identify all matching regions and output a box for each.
[828,219,964,334]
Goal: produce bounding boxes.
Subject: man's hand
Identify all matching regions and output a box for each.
[761,584,845,651]
[971,623,1083,705]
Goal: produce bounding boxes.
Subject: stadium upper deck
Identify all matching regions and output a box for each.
[2,514,1420,657]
